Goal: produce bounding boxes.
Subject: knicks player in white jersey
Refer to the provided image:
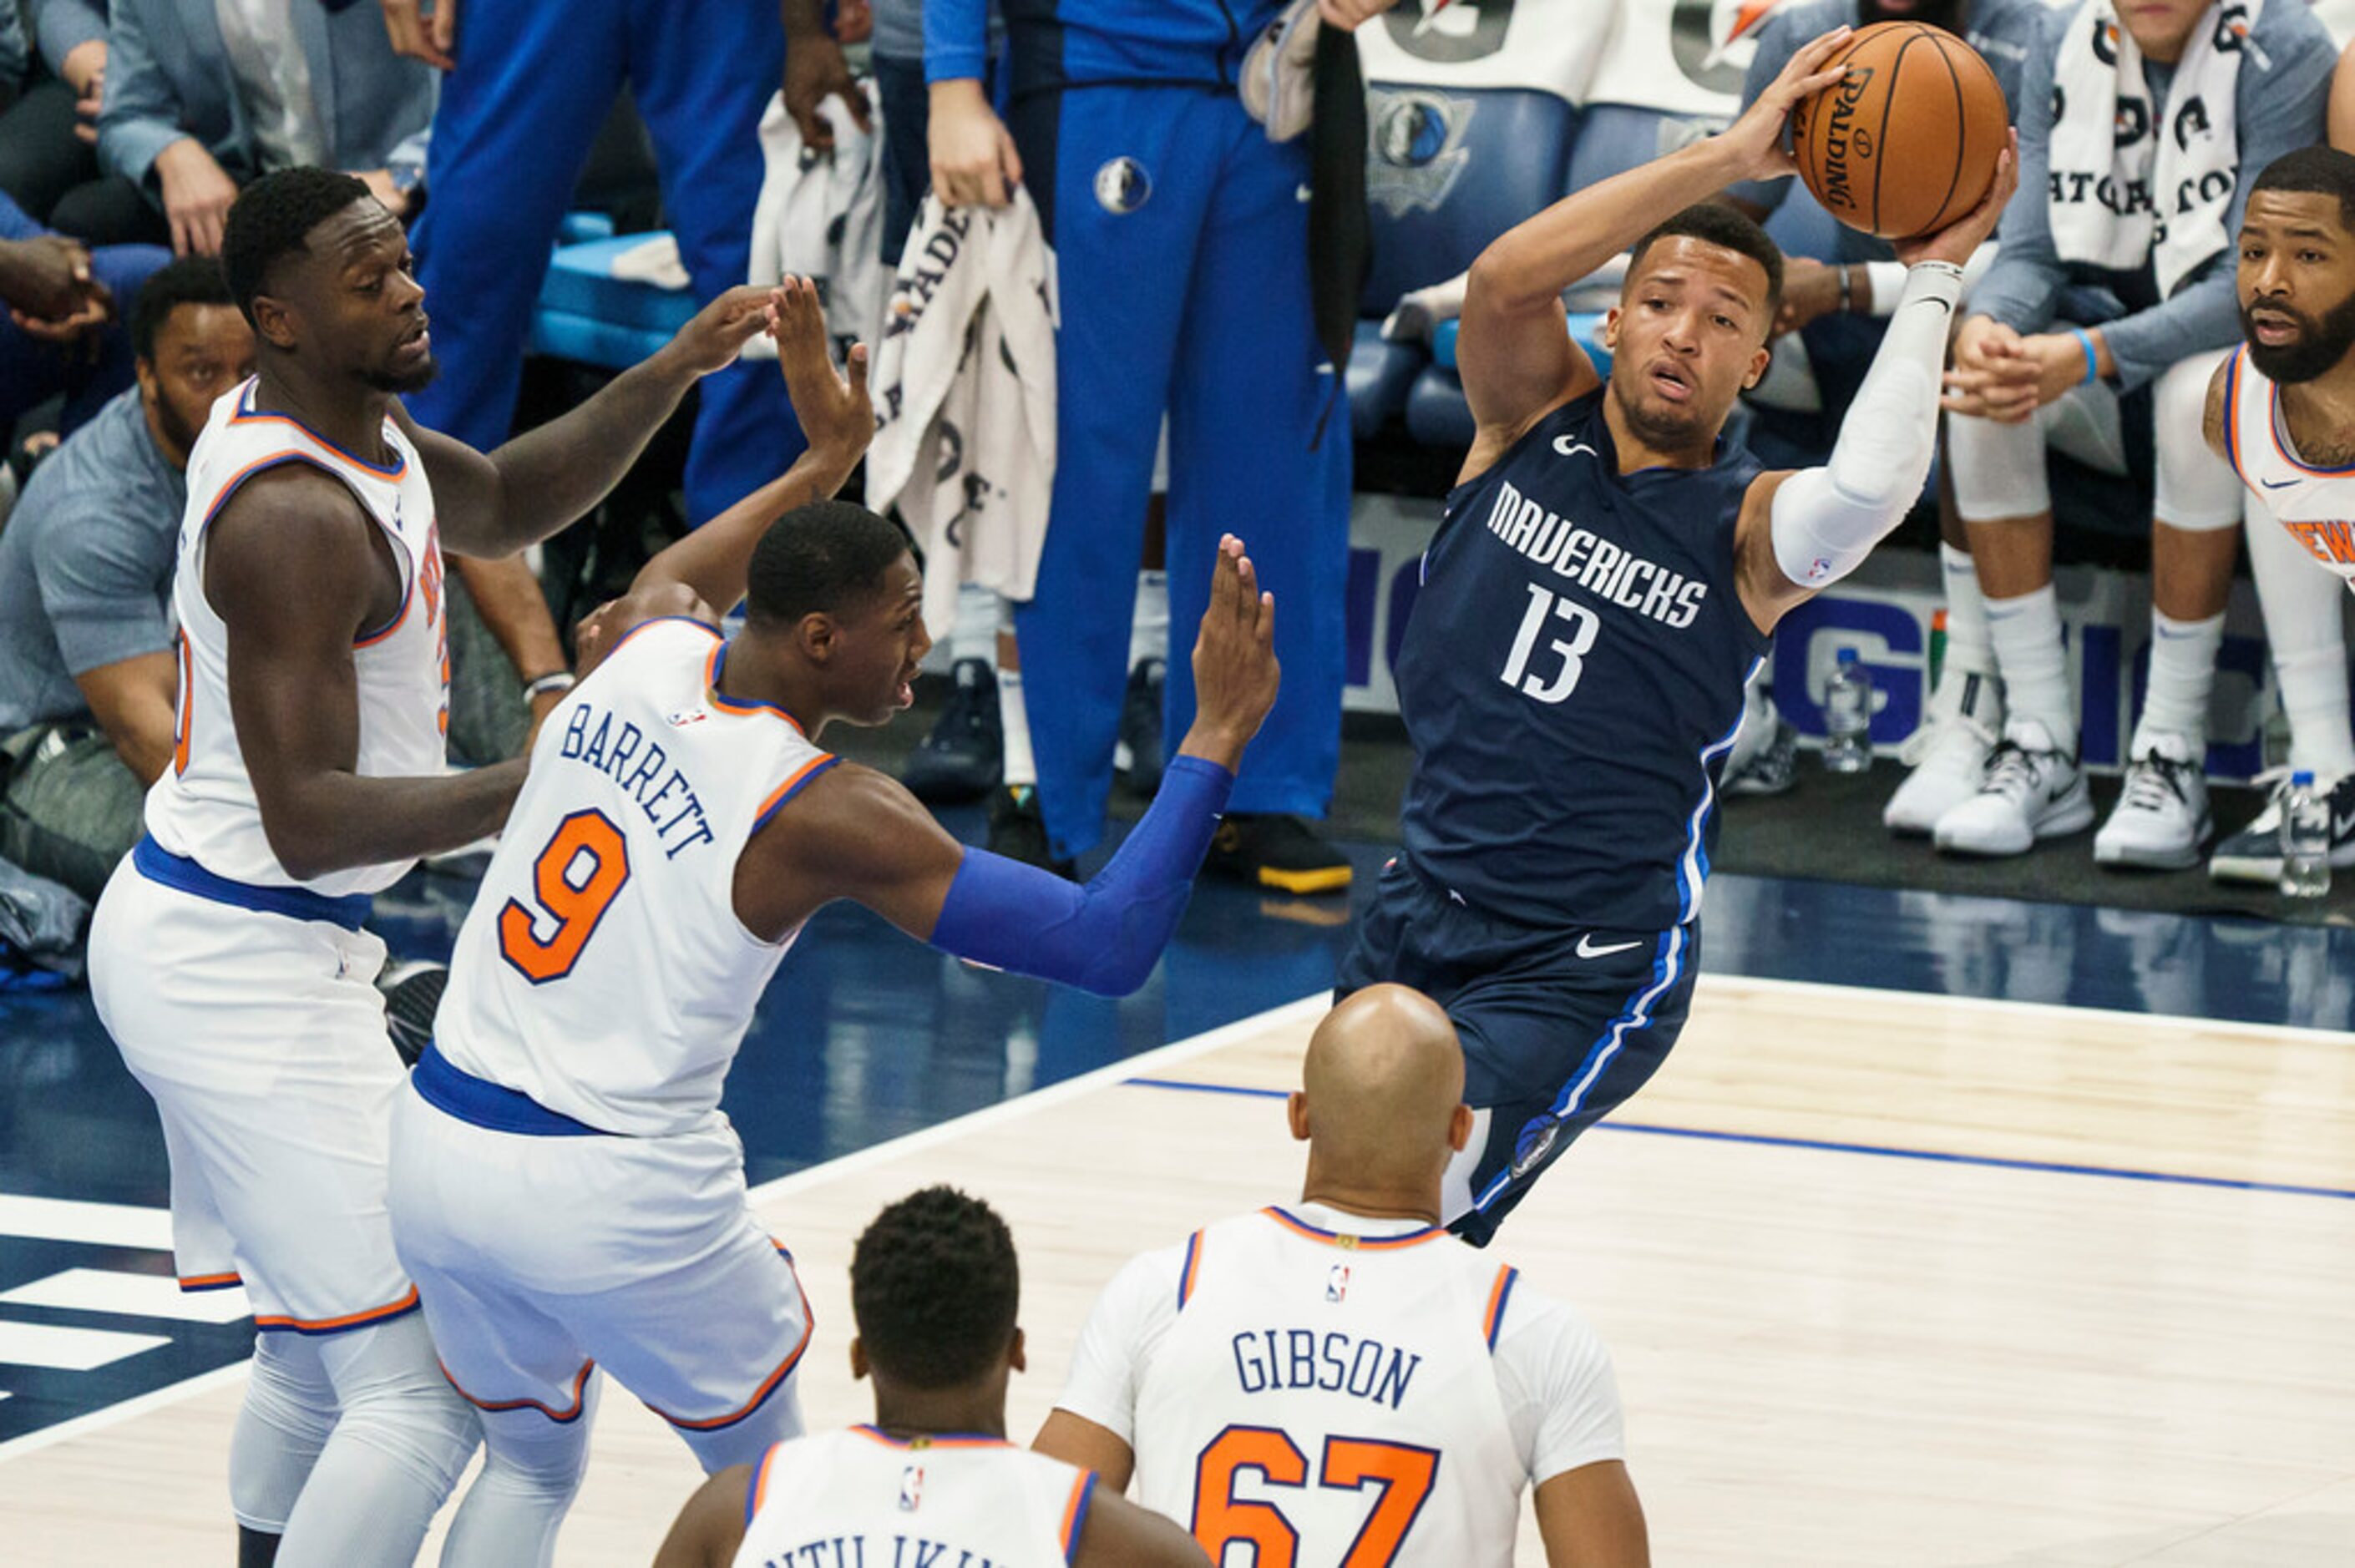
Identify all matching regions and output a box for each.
[2205,146,2355,878]
[387,282,1282,1565]
[82,167,788,1568]
[1038,985,1644,1567]
[653,1187,1206,1568]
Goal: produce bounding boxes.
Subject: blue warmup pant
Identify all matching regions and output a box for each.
[1007,84,1350,862]
[408,0,799,526]
[0,242,168,438]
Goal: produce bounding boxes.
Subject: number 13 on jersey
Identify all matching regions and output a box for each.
[1193,1425,1440,1565]
[1502,583,1601,704]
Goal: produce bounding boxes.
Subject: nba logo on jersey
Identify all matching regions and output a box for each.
[665,709,707,728]
[899,1464,924,1512]
[1327,1263,1351,1303]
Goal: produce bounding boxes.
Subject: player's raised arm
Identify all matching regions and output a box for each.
[738,538,1279,993]
[1456,27,1852,480]
[1730,132,2019,634]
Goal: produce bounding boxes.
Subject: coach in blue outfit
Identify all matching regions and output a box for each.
[925,0,1395,891]
[91,0,434,253]
[383,0,799,531]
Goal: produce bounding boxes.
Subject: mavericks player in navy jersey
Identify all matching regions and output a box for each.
[1339,29,2018,1244]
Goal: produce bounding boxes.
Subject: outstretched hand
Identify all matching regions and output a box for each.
[662,286,778,378]
[1179,535,1280,774]
[1713,27,1853,185]
[763,277,872,471]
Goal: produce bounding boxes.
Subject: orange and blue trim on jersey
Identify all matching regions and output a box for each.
[195,448,415,648]
[177,1271,242,1292]
[649,1252,814,1432]
[2220,347,2246,483]
[1482,1265,1519,1352]
[2266,365,2355,477]
[230,381,408,479]
[706,642,808,731]
[1261,1207,1449,1251]
[1177,1229,1205,1309]
[751,754,841,834]
[254,1284,422,1336]
[848,1424,1013,1449]
[443,1357,596,1424]
[1061,1468,1096,1564]
[745,1441,786,1526]
[604,613,722,666]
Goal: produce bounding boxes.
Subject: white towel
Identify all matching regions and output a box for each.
[2047,0,2249,300]
[745,82,889,363]
[867,191,1058,634]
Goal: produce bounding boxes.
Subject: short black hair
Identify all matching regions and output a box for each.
[2251,146,2355,235]
[746,500,912,627]
[220,167,373,329]
[131,255,237,362]
[1626,201,1785,329]
[850,1186,1019,1390]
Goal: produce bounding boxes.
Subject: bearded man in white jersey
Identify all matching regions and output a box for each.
[386,279,1281,1565]
[1037,984,1645,1567]
[654,1186,1208,1568]
[2203,147,2355,875]
[82,165,786,1568]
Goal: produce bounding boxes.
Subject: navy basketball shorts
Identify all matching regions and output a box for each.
[1335,856,1701,1247]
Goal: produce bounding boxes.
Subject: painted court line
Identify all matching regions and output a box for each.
[1124,1078,2355,1203]
[0,1270,254,1325]
[0,1322,172,1373]
[0,1196,175,1251]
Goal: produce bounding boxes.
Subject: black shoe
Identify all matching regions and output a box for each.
[902,660,1002,804]
[1116,657,1167,797]
[986,787,1075,879]
[377,960,448,1070]
[1204,813,1353,895]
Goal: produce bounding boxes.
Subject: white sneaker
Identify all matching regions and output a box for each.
[1932,718,2094,857]
[2209,768,2355,883]
[2094,733,2212,869]
[1884,669,2003,835]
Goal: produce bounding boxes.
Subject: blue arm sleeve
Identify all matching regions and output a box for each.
[929,755,1235,997]
[1968,23,2064,336]
[924,0,988,84]
[31,0,106,78]
[0,191,44,242]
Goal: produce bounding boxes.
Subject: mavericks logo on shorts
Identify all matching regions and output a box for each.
[1512,1120,1561,1179]
[1094,157,1152,215]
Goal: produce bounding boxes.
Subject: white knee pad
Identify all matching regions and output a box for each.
[1947,406,2056,521]
[317,1313,483,1502]
[232,1334,342,1532]
[2153,349,2240,530]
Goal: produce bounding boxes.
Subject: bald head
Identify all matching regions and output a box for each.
[1294,986,1467,1189]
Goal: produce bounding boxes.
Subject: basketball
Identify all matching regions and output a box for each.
[1790,22,2010,240]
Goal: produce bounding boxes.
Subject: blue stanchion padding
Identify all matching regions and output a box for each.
[1347,321,1426,439]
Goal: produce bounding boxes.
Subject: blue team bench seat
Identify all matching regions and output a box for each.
[528,222,695,372]
[1349,321,1426,439]
[1405,313,1610,448]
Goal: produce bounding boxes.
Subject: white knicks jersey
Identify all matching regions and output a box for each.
[2221,346,2355,585]
[733,1428,1096,1568]
[436,617,835,1136]
[1130,1208,1527,1568]
[146,379,448,896]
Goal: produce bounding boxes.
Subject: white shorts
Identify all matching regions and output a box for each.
[87,852,416,1331]
[387,1081,812,1439]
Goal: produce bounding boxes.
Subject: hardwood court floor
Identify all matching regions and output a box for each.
[3,978,2351,1565]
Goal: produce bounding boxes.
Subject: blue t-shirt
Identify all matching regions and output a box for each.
[1726,0,2047,265]
[927,0,1283,89]
[1394,388,1769,934]
[0,387,184,732]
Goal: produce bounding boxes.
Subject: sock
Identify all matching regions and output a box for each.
[2246,500,2355,778]
[1940,544,1995,676]
[2135,608,2223,756]
[1127,569,1169,673]
[1984,584,2074,751]
[950,584,997,666]
[999,667,1036,789]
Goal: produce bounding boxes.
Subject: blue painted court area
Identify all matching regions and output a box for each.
[2,840,2352,1445]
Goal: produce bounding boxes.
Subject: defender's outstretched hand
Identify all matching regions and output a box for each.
[1714,28,1854,185]
[661,286,780,377]
[764,276,872,469]
[1179,536,1280,774]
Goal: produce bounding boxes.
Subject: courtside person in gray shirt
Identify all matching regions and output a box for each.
[0,255,251,898]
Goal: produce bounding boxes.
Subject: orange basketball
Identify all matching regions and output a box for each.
[1790,22,2010,240]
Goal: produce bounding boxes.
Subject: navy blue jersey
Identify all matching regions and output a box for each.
[1395,389,1770,933]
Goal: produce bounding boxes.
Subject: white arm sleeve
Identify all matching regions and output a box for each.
[1770,259,1964,591]
[1866,242,1994,317]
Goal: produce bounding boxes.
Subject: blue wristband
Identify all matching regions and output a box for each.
[930,756,1237,996]
[2070,327,2099,386]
